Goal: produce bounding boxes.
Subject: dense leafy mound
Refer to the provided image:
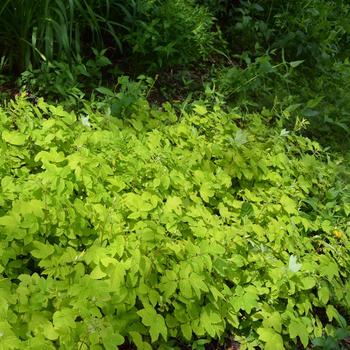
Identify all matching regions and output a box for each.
[0,97,349,349]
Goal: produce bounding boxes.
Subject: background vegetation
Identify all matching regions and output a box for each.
[0,0,350,349]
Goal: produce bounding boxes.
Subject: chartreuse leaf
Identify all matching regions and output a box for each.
[319,255,339,279]
[0,214,19,231]
[2,130,26,145]
[257,327,284,350]
[35,149,66,163]
[53,308,76,330]
[326,305,341,323]
[101,327,124,350]
[109,235,125,258]
[230,286,259,313]
[48,104,76,124]
[137,307,167,342]
[90,264,107,279]
[129,331,152,350]
[189,272,208,297]
[288,319,309,348]
[280,195,298,214]
[31,241,55,259]
[0,321,22,349]
[164,196,182,215]
[200,182,215,202]
[179,279,193,298]
[43,322,59,340]
[200,307,222,337]
[318,285,330,304]
[193,104,207,115]
[263,312,282,333]
[301,276,316,290]
[181,323,192,341]
[241,289,259,313]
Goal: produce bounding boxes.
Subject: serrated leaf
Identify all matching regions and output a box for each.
[129,331,153,350]
[110,235,125,258]
[280,195,298,214]
[90,265,107,279]
[160,280,177,300]
[209,286,224,301]
[101,327,124,350]
[289,319,309,347]
[31,241,55,259]
[257,327,284,350]
[28,200,45,218]
[53,308,76,330]
[131,119,143,131]
[318,256,338,278]
[0,333,22,350]
[263,312,282,333]
[200,308,221,337]
[199,182,215,203]
[241,289,259,313]
[193,104,207,115]
[137,307,167,342]
[164,196,182,215]
[35,149,66,163]
[323,262,338,279]
[190,272,208,298]
[230,287,259,313]
[280,128,290,136]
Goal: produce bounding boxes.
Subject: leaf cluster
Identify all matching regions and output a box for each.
[0,97,349,349]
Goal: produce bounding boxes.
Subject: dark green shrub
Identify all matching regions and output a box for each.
[210,0,350,63]
[0,0,219,75]
[0,0,122,74]
[203,0,350,148]
[123,0,216,70]
[18,48,114,105]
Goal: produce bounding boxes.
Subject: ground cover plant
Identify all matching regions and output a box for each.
[0,96,349,349]
[1,0,350,349]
